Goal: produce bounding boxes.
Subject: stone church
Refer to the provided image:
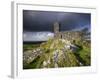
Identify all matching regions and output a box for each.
[53,22,82,41]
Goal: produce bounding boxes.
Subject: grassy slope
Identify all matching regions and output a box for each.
[23,39,91,69]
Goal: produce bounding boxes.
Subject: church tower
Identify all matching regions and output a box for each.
[54,22,61,38]
[54,22,59,34]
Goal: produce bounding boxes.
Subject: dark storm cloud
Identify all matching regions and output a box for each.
[23,10,91,32]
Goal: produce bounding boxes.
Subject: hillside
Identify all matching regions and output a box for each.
[23,38,91,69]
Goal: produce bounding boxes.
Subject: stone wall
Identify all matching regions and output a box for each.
[53,22,82,41]
[60,31,82,40]
[54,31,82,41]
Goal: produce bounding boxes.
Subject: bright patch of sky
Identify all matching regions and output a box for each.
[23,32,54,42]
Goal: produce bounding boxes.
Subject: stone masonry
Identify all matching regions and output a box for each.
[53,22,82,41]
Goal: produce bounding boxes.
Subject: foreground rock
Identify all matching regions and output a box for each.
[23,48,43,66]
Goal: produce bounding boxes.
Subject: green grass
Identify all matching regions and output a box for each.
[23,39,91,69]
[23,43,40,51]
[73,40,91,66]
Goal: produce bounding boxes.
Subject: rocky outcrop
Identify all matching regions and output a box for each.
[23,48,43,66]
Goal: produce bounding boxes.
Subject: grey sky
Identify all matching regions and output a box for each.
[23,10,91,32]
